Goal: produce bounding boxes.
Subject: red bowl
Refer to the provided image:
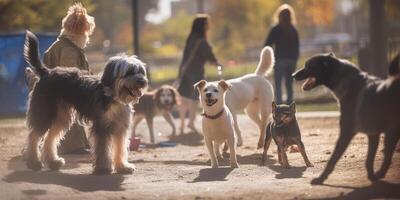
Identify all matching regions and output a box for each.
[129,137,141,151]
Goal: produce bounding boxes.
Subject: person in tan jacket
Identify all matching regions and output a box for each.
[28,3,95,154]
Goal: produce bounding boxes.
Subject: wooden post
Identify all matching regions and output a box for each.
[132,0,140,57]
[369,0,387,78]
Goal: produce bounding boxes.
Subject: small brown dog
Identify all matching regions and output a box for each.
[132,85,180,143]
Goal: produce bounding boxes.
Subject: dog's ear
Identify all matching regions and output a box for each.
[289,102,296,112]
[272,101,276,113]
[101,59,118,87]
[328,52,336,57]
[193,80,207,90]
[218,80,231,91]
[170,86,181,105]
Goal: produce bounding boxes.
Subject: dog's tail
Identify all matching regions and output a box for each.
[388,54,400,76]
[24,31,48,77]
[255,46,275,76]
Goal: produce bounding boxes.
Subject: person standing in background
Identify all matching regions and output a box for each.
[43,3,95,154]
[175,14,220,134]
[264,4,299,104]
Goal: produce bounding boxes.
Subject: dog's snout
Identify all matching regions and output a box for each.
[136,78,148,87]
[292,68,306,81]
[206,93,212,98]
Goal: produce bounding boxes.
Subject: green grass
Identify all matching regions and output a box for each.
[297,102,339,112]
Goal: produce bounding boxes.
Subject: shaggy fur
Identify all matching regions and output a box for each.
[293,53,400,184]
[24,31,147,174]
[132,85,180,143]
[61,2,95,49]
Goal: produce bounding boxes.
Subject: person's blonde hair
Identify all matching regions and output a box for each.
[273,4,296,26]
[61,2,95,35]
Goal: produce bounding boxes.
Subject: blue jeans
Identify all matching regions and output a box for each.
[274,59,296,104]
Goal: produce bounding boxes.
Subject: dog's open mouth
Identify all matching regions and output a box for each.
[125,86,142,98]
[205,98,217,106]
[301,77,317,91]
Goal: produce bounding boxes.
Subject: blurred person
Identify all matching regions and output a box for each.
[28,3,95,154]
[175,14,220,134]
[264,4,299,104]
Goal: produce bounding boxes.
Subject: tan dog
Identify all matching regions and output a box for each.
[195,80,239,168]
[132,85,180,143]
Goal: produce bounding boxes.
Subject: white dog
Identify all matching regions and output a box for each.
[195,80,239,168]
[225,46,275,148]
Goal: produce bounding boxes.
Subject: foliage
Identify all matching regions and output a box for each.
[210,0,280,59]
[141,10,193,55]
[0,0,94,32]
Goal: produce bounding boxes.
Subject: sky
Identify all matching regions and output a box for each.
[145,0,175,24]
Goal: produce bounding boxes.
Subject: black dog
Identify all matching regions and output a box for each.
[293,52,400,184]
[24,31,148,174]
[262,102,313,168]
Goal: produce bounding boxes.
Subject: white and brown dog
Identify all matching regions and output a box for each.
[225,46,275,148]
[195,80,239,168]
[132,85,180,143]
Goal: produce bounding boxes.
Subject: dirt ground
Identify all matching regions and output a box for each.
[0,114,399,200]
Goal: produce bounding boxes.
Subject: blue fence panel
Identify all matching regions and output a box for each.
[0,32,57,116]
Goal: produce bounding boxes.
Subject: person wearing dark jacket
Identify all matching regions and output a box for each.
[176,14,219,134]
[264,4,299,104]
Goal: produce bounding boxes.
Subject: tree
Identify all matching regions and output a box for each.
[0,0,93,32]
[210,0,280,59]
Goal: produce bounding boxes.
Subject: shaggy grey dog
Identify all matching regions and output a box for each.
[24,31,148,175]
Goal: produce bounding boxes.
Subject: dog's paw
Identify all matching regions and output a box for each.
[222,151,230,159]
[368,173,379,182]
[211,163,219,169]
[48,158,65,170]
[374,170,386,180]
[257,141,264,149]
[306,162,314,167]
[311,177,325,185]
[237,139,243,147]
[116,163,136,174]
[27,159,43,171]
[230,162,239,168]
[217,156,224,162]
[282,164,291,169]
[93,167,113,175]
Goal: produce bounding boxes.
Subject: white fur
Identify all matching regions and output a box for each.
[225,46,275,148]
[196,81,239,168]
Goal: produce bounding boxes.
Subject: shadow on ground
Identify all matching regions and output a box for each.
[190,167,234,183]
[8,156,82,171]
[3,170,125,192]
[267,165,307,179]
[170,132,204,146]
[133,153,277,167]
[308,181,400,200]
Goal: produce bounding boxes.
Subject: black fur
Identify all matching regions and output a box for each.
[389,54,399,76]
[262,102,313,168]
[24,31,147,174]
[293,53,400,184]
[24,31,47,76]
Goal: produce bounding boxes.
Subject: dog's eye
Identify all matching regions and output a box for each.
[203,89,207,92]
[137,67,145,75]
[213,89,218,92]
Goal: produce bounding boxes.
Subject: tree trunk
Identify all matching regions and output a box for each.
[369,0,388,78]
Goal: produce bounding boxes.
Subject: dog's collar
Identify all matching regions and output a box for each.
[201,108,224,120]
